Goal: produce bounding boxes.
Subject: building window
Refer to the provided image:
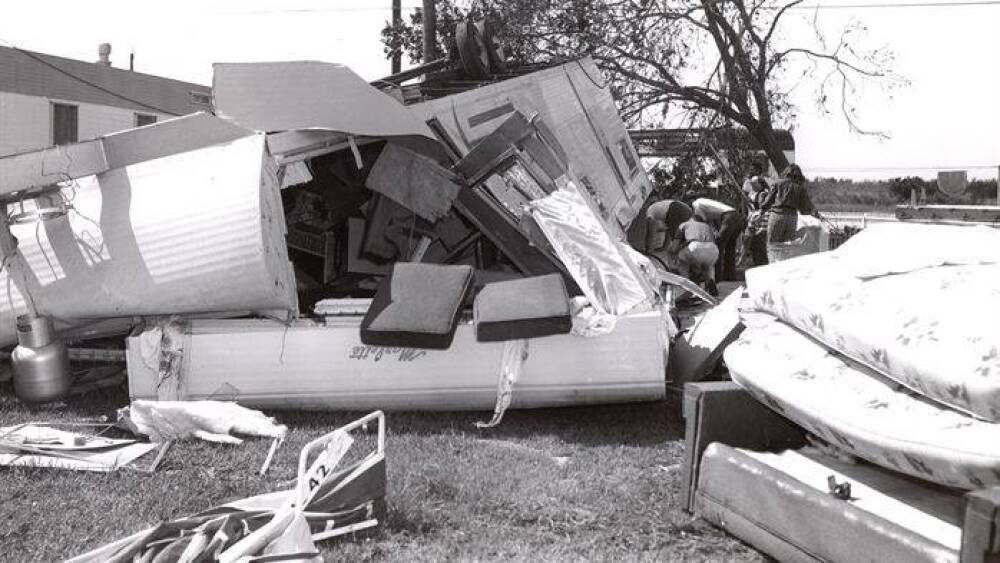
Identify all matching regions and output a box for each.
[135,113,157,127]
[52,103,78,145]
[189,91,211,106]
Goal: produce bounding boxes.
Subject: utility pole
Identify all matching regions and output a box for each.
[422,0,437,63]
[391,0,401,74]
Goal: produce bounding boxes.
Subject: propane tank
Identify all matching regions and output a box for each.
[11,314,70,403]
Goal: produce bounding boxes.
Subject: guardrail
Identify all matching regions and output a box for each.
[821,211,897,229]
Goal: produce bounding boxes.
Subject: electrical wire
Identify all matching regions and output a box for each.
[807,165,998,171]
[216,0,1000,14]
[0,37,181,116]
[787,0,1000,9]
[216,5,422,15]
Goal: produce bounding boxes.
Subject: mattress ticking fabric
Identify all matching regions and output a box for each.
[726,313,1000,490]
[745,223,1000,421]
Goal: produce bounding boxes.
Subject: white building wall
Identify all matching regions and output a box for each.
[0,92,50,156]
[0,91,174,157]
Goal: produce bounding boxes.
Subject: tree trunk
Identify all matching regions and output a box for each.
[392,0,402,74]
[752,124,790,173]
[423,0,438,63]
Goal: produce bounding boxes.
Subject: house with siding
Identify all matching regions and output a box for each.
[0,45,211,156]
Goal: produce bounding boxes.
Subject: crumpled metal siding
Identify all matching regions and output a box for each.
[0,134,296,346]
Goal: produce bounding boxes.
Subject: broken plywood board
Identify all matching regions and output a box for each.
[667,287,744,383]
[127,310,667,411]
[364,143,461,222]
[409,57,651,233]
[0,134,297,347]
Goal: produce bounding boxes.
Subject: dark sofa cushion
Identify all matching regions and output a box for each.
[474,274,572,342]
[361,263,474,349]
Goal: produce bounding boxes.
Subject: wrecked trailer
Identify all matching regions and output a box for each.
[1,58,676,412]
[0,113,298,348]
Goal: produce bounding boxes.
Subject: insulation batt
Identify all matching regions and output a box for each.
[121,400,287,444]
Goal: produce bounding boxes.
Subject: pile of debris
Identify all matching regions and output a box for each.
[0,56,690,413]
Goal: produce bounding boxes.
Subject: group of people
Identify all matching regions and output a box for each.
[643,162,820,296]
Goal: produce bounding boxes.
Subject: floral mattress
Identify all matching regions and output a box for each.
[744,223,1000,421]
[726,313,1000,490]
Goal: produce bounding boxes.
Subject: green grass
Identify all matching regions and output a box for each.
[0,384,765,562]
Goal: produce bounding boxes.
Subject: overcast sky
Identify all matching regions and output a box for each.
[1,0,996,180]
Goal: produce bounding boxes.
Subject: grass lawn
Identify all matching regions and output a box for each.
[0,383,766,562]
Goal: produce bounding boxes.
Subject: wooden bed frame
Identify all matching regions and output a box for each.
[682,381,1000,563]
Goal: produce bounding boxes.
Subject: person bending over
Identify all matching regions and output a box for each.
[692,197,745,282]
[644,199,692,270]
[672,213,720,296]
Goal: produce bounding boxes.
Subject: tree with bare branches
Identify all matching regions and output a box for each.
[383,0,903,173]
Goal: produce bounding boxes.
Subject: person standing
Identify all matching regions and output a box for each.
[692,197,745,282]
[672,214,720,296]
[742,162,770,209]
[759,164,820,244]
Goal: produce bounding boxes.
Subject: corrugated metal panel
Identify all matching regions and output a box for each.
[0,46,210,116]
[0,134,297,346]
[127,311,666,410]
[212,62,446,162]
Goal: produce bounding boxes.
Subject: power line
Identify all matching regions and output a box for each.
[0,38,180,116]
[808,164,998,171]
[216,5,422,15]
[216,0,1000,14]
[788,0,1000,9]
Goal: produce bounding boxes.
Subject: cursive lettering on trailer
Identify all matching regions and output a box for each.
[348,345,428,362]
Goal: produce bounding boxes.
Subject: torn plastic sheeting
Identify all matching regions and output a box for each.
[568,296,617,338]
[119,400,288,444]
[0,134,298,348]
[627,244,718,306]
[364,143,462,222]
[135,316,185,401]
[213,61,447,162]
[476,339,529,428]
[527,184,651,316]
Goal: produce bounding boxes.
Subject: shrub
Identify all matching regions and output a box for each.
[886,176,931,203]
